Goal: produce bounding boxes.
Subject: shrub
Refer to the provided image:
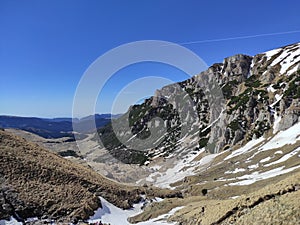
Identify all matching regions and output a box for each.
[228,120,239,131]
[201,188,208,196]
[284,76,300,99]
[199,138,209,148]
[245,75,261,88]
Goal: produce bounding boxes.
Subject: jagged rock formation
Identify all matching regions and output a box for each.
[98,42,300,164]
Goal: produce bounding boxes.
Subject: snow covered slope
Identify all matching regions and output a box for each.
[89,197,182,225]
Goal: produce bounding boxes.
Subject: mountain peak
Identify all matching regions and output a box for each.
[98,43,300,162]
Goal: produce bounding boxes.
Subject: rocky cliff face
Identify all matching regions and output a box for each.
[98,42,300,164]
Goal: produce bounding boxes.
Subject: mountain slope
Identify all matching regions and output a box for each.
[125,118,300,224]
[0,130,180,222]
[2,42,299,224]
[97,42,300,164]
[91,43,300,224]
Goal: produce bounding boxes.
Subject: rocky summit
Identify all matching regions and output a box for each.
[98,42,300,164]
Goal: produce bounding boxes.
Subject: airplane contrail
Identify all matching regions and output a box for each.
[171,30,300,46]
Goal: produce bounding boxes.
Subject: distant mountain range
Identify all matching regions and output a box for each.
[0,114,121,139]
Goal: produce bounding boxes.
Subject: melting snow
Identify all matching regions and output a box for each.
[287,64,300,76]
[270,94,283,108]
[269,44,300,75]
[264,48,281,60]
[230,196,240,199]
[150,165,162,171]
[147,149,220,189]
[89,197,181,225]
[245,122,300,162]
[279,49,300,74]
[224,137,265,160]
[264,147,300,167]
[225,168,246,174]
[0,218,22,225]
[267,84,276,93]
[248,164,259,170]
[228,165,300,186]
[260,156,272,163]
[274,150,283,154]
[259,122,300,151]
[146,152,200,185]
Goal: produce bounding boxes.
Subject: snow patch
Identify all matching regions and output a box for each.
[89,197,180,225]
[259,122,300,151]
[280,49,300,74]
[267,84,276,93]
[146,150,205,187]
[274,150,283,154]
[228,165,300,186]
[201,109,225,133]
[248,164,259,170]
[287,64,300,76]
[230,196,240,199]
[0,218,22,225]
[257,94,261,100]
[269,44,300,75]
[148,149,221,189]
[224,137,265,160]
[270,94,283,108]
[264,147,300,167]
[264,48,281,60]
[225,168,246,174]
[260,156,271,163]
[150,165,162,171]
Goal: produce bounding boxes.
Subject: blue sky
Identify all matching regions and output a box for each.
[0,0,300,117]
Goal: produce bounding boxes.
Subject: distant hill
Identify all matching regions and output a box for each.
[0,114,120,139]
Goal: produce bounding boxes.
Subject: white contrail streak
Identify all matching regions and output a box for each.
[169,30,300,46]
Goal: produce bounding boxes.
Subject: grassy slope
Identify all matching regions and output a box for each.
[129,170,300,225]
[129,137,300,224]
[0,130,180,222]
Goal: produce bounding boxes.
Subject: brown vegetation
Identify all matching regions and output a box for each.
[0,130,180,222]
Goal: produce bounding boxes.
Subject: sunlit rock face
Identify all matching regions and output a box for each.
[98,43,300,164]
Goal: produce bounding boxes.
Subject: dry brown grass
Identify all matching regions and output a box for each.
[168,170,300,225]
[129,137,300,225]
[0,130,180,221]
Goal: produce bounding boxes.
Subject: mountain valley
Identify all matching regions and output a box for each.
[1,42,300,225]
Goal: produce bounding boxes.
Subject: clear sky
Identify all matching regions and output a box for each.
[1,0,300,118]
